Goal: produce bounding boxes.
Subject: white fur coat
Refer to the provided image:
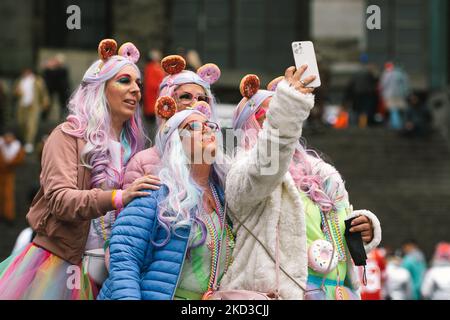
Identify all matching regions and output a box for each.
[220,80,382,299]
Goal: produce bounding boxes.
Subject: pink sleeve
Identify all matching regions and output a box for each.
[41,126,113,222]
[123,147,161,189]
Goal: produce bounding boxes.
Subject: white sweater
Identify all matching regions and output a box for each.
[220,80,382,299]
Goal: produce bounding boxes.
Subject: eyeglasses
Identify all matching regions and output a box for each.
[176,92,210,105]
[183,121,219,132]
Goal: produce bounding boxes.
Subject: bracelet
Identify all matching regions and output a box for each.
[111,189,117,209]
[113,189,124,210]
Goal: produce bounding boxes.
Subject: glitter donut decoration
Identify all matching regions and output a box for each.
[267,76,284,92]
[161,55,186,75]
[239,74,260,98]
[155,96,177,119]
[197,63,221,85]
[192,101,212,119]
[308,239,338,274]
[118,42,140,63]
[98,39,118,61]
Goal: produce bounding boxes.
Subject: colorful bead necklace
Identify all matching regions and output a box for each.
[202,182,234,291]
[320,210,346,262]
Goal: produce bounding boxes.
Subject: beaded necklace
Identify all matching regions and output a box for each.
[320,210,346,262]
[202,182,233,291]
[92,140,124,242]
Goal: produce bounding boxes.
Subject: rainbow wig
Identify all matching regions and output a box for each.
[62,55,146,189]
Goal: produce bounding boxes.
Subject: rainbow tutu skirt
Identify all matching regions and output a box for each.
[0,243,97,300]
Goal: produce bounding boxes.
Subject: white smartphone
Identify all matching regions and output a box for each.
[292,41,321,88]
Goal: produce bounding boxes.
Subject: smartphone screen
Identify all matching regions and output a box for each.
[292,41,321,88]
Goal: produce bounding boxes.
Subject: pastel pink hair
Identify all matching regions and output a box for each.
[62,55,146,188]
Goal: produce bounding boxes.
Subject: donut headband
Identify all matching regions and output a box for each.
[155,109,209,155]
[154,95,213,121]
[232,74,283,131]
[159,55,221,91]
[82,39,140,84]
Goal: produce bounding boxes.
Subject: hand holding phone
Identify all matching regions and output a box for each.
[292,41,321,88]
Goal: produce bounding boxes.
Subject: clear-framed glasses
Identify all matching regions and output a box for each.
[183,121,219,132]
[176,92,210,106]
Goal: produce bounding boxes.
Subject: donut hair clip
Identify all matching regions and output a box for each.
[155,96,177,120]
[190,101,212,119]
[197,63,221,85]
[161,55,186,75]
[266,76,284,92]
[98,39,140,63]
[239,74,260,99]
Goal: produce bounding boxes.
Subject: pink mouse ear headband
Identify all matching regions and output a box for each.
[97,39,140,65]
[233,74,283,129]
[160,55,221,87]
[154,96,212,121]
[239,74,284,99]
[154,54,219,120]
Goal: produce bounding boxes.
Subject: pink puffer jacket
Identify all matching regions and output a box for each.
[123,146,161,188]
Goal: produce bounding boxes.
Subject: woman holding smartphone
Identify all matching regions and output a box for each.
[217,65,382,300]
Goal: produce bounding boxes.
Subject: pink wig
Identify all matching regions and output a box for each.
[62,55,146,188]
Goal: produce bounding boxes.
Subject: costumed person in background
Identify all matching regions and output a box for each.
[123,55,221,188]
[218,66,382,300]
[98,102,231,300]
[0,128,25,224]
[0,39,157,300]
[421,242,450,300]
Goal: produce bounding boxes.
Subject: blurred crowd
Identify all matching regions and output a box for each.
[317,54,434,138]
[359,240,450,300]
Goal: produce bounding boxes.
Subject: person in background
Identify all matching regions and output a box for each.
[359,247,387,300]
[0,127,25,224]
[14,68,50,154]
[0,80,6,130]
[401,239,427,300]
[421,242,450,300]
[343,53,379,128]
[143,49,165,123]
[42,54,71,122]
[384,253,413,300]
[402,91,432,138]
[379,62,410,131]
[186,49,202,72]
